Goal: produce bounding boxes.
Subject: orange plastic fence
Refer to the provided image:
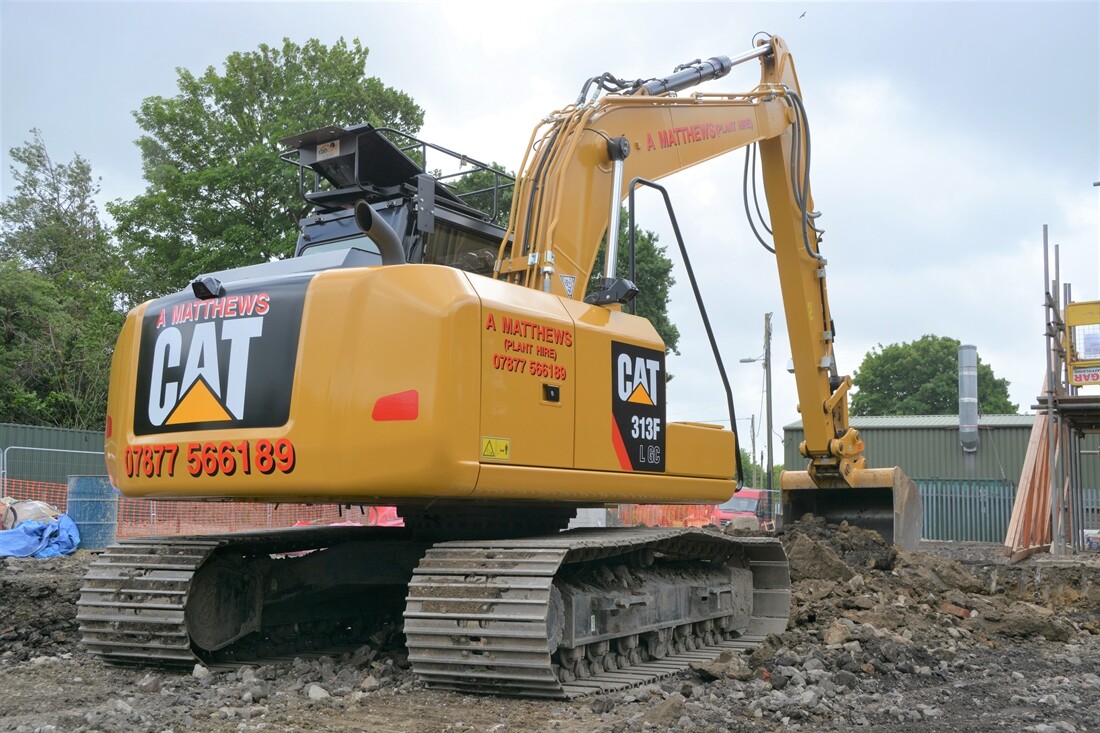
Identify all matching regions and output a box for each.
[1,479,391,537]
[4,479,719,536]
[610,504,720,528]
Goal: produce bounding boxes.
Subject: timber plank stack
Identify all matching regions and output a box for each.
[1003,404,1056,562]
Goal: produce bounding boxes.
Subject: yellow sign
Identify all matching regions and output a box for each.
[480,437,511,461]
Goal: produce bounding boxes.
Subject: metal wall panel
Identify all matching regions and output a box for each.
[0,423,105,485]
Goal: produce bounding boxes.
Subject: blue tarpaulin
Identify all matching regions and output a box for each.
[0,515,81,558]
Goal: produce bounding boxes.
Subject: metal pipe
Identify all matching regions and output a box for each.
[1042,226,1053,554]
[1064,280,1083,553]
[1049,236,1062,555]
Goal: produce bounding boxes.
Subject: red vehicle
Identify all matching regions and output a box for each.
[717,489,770,530]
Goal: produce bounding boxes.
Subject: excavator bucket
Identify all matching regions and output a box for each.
[779,467,923,549]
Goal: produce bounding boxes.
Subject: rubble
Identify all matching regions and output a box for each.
[1,522,1098,732]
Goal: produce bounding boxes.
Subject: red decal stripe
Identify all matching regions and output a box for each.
[372,390,420,421]
[611,415,633,471]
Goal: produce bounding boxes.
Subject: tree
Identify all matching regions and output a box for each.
[0,130,118,289]
[0,132,122,429]
[850,335,1017,416]
[589,212,680,355]
[110,38,424,302]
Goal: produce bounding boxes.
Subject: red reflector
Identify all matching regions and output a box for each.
[105,415,113,438]
[372,390,419,421]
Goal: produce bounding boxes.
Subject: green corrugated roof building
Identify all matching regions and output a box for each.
[783,415,1100,486]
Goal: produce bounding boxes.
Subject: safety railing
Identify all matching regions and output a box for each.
[919,478,1016,543]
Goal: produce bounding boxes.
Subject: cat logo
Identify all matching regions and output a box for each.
[146,318,263,427]
[611,341,665,473]
[133,278,310,436]
[616,353,661,406]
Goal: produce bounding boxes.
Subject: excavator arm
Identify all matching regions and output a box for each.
[496,36,921,547]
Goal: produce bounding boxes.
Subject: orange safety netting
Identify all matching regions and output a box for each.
[0,479,399,537]
[3,479,718,536]
[610,504,719,528]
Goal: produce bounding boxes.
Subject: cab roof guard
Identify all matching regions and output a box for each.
[278,124,514,223]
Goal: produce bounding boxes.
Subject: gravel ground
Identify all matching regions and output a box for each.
[2,519,1099,733]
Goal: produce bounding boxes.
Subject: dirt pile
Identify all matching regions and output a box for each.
[1,554,89,662]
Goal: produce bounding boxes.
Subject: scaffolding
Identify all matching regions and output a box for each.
[1017,225,1100,558]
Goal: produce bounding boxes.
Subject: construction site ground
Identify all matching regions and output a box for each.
[3,519,1099,733]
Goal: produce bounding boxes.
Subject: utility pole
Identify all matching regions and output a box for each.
[740,314,775,492]
[764,312,774,494]
[749,415,757,488]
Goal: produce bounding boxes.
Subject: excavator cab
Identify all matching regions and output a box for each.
[279,124,513,274]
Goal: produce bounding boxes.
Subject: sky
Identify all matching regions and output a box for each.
[2,1,1098,470]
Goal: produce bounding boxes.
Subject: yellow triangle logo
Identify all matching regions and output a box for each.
[627,383,654,406]
[166,378,233,425]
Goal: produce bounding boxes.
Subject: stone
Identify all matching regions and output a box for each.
[823,621,854,646]
[360,675,381,692]
[833,670,858,689]
[192,664,210,680]
[135,674,161,693]
[642,692,685,725]
[307,684,330,701]
[938,602,972,620]
[690,650,754,682]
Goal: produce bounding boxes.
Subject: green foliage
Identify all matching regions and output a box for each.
[109,38,424,302]
[589,212,680,355]
[851,334,1017,416]
[0,132,123,429]
[0,130,116,287]
[737,448,781,490]
[738,448,760,486]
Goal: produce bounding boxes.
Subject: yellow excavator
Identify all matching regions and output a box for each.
[80,35,920,697]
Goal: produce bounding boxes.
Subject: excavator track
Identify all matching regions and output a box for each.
[79,525,790,698]
[78,535,220,666]
[404,527,789,698]
[77,526,423,668]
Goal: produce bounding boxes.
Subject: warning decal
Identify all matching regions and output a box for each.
[480,436,511,461]
[559,274,577,298]
[611,341,665,472]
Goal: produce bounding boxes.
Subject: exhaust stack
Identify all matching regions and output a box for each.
[958,344,979,453]
[354,200,406,266]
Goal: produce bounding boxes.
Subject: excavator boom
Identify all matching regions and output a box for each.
[495,36,922,547]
